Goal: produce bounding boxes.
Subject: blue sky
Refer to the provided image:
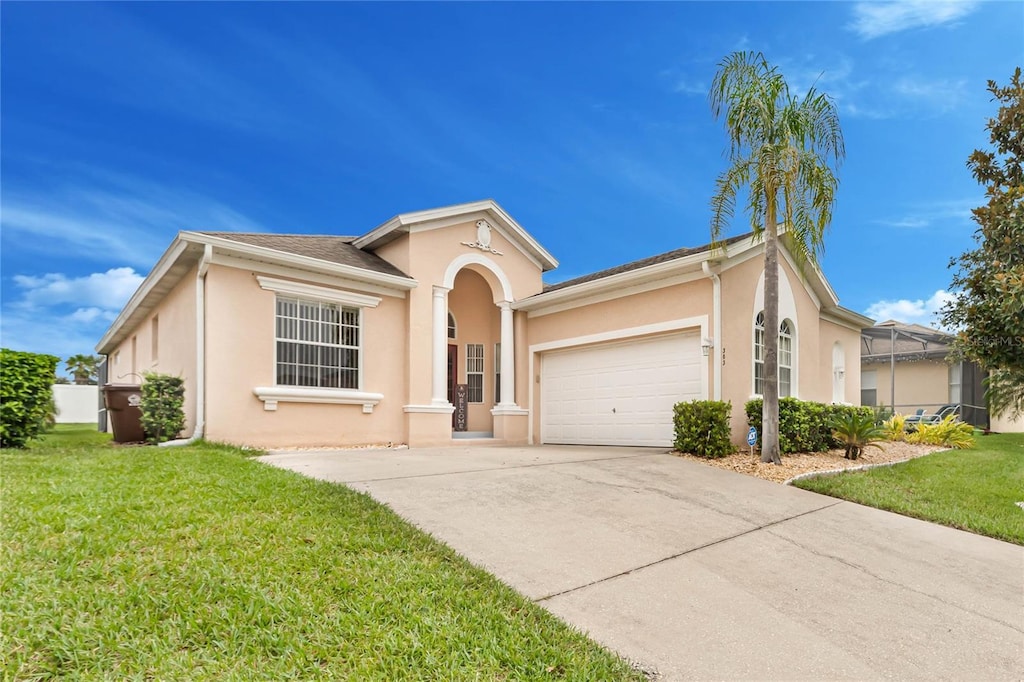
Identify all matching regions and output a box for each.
[2,1,1021,369]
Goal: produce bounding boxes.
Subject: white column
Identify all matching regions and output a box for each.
[498,300,515,407]
[431,286,450,406]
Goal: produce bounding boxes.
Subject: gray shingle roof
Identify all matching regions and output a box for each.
[542,232,754,293]
[199,232,410,279]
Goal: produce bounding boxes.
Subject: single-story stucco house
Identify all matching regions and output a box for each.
[96,199,871,448]
[859,321,980,421]
[860,320,1024,432]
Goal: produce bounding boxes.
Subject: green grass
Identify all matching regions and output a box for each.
[794,433,1024,545]
[2,425,643,681]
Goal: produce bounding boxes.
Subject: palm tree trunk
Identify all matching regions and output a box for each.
[761,205,782,464]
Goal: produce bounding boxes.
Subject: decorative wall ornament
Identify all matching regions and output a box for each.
[461,220,504,255]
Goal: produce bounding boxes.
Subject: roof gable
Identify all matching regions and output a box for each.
[353,199,558,272]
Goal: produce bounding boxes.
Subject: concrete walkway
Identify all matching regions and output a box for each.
[259,445,1024,680]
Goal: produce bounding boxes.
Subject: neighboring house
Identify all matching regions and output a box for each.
[860,320,988,427]
[97,199,870,448]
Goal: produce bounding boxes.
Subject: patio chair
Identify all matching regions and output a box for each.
[906,404,961,430]
[923,404,961,425]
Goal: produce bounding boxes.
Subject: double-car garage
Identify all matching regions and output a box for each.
[539,331,703,447]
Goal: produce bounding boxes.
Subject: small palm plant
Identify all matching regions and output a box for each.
[831,411,886,460]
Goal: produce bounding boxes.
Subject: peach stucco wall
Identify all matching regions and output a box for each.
[718,253,860,442]
[862,359,950,415]
[193,218,545,447]
[990,412,1024,433]
[819,320,862,405]
[718,252,835,442]
[202,263,408,447]
[106,270,198,437]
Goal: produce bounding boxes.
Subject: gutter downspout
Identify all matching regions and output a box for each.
[702,261,722,401]
[160,245,211,447]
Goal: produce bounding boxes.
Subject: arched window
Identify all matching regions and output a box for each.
[754,312,766,396]
[753,312,795,397]
[447,312,457,340]
[778,319,793,397]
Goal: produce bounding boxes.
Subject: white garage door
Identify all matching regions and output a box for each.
[541,332,703,447]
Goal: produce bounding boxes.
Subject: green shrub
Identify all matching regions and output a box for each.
[140,372,186,444]
[673,400,733,458]
[907,415,975,449]
[745,397,873,454]
[0,348,60,448]
[831,410,886,460]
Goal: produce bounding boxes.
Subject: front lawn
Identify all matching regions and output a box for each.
[793,432,1024,545]
[2,425,643,680]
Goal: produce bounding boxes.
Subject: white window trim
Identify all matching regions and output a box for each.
[258,276,383,411]
[257,275,381,308]
[779,318,793,398]
[949,362,962,404]
[253,386,383,413]
[466,343,484,404]
[752,311,798,399]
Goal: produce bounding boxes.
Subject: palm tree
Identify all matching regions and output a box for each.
[65,354,98,385]
[709,51,844,464]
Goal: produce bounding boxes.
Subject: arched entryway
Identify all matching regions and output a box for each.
[430,254,519,438]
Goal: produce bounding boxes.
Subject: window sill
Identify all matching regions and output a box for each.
[253,386,383,413]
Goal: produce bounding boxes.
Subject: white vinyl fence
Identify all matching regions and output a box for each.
[52,384,99,424]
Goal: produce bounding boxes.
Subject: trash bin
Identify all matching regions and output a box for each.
[102,384,145,443]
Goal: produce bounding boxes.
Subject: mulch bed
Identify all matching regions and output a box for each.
[673,441,945,483]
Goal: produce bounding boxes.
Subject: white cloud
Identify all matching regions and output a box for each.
[866,289,956,327]
[1,269,143,360]
[67,307,118,324]
[13,268,144,310]
[850,1,979,40]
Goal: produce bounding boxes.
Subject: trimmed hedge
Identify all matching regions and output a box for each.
[1,348,60,448]
[745,397,873,454]
[140,372,186,444]
[673,400,733,458]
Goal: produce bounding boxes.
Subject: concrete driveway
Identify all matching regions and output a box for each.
[259,445,1024,680]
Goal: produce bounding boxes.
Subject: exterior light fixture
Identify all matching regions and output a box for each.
[701,337,714,357]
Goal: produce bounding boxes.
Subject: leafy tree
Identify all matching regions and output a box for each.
[65,354,99,385]
[709,51,844,463]
[941,68,1024,419]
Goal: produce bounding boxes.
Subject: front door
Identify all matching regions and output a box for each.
[447,344,458,427]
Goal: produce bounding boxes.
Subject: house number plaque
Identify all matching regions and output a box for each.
[454,384,469,432]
